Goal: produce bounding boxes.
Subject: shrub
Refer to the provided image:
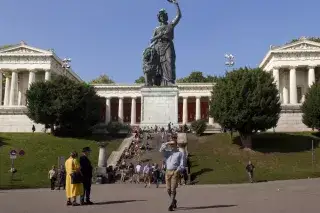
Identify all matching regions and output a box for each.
[210,67,281,149]
[191,119,207,136]
[106,121,123,135]
[302,83,320,130]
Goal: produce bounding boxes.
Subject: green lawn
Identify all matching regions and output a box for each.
[188,132,320,184]
[0,133,123,189]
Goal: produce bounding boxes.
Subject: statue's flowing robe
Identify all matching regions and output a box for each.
[154,23,176,85]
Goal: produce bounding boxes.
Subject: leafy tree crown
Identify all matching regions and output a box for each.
[210,67,281,134]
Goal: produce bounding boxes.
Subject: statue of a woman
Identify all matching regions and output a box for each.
[150,0,182,86]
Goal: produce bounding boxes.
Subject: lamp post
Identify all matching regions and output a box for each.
[224,53,235,137]
[225,53,235,68]
[62,58,71,76]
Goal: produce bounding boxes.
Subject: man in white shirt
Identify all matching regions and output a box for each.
[48,165,57,190]
[143,163,152,188]
[135,163,142,183]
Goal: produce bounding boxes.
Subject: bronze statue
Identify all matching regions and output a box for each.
[142,0,182,86]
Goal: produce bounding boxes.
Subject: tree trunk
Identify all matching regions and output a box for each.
[239,133,252,149]
[50,124,55,135]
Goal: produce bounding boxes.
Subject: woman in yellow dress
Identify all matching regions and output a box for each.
[65,151,83,206]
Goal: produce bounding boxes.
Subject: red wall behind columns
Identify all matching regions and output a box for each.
[136,103,141,123]
[111,102,118,121]
[178,102,183,123]
[201,101,209,121]
[123,102,131,123]
[188,102,195,122]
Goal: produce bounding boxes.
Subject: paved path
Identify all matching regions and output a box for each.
[1,178,320,213]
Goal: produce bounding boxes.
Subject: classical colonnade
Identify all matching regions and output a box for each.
[272,66,318,104]
[104,95,215,126]
[0,69,51,106]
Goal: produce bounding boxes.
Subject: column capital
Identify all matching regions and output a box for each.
[131,96,137,100]
[195,96,201,99]
[288,66,297,70]
[273,66,280,70]
[118,97,124,100]
[181,96,188,99]
[308,65,316,69]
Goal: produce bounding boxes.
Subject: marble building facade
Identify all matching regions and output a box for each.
[0,42,81,132]
[0,38,319,132]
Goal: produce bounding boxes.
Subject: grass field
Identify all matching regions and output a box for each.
[0,133,124,189]
[188,132,320,184]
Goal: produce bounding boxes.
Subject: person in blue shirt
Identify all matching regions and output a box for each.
[159,135,185,211]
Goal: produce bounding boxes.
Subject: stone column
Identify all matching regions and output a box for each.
[182,97,188,124]
[18,91,22,106]
[0,73,2,106]
[105,98,111,124]
[45,70,51,81]
[9,71,18,106]
[282,72,289,104]
[118,97,124,123]
[131,97,136,125]
[4,75,10,106]
[195,96,201,120]
[97,142,107,167]
[289,67,297,104]
[28,70,36,89]
[208,97,214,125]
[273,67,280,90]
[308,66,316,87]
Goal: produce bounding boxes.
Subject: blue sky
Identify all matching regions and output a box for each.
[1,0,319,83]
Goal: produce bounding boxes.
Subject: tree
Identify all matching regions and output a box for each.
[288,37,320,44]
[134,76,145,84]
[26,75,104,136]
[176,71,218,83]
[89,74,114,84]
[0,44,14,50]
[302,83,320,130]
[210,67,281,149]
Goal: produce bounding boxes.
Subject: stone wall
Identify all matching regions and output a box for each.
[0,113,45,132]
[273,105,312,132]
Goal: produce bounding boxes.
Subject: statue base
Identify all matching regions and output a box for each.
[140,86,179,127]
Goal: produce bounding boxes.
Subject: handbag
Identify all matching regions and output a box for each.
[71,171,83,184]
[70,160,83,184]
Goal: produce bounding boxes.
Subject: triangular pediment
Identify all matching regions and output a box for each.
[0,44,51,54]
[275,40,320,51]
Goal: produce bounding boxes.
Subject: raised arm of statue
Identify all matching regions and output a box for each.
[171,2,181,27]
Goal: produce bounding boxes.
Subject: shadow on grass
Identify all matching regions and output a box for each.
[0,137,8,147]
[94,200,146,205]
[191,168,214,182]
[178,205,237,210]
[233,133,320,153]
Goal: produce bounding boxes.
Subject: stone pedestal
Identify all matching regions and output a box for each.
[96,143,108,184]
[140,87,179,127]
[98,144,107,168]
[177,133,188,156]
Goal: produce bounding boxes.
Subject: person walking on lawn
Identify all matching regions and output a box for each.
[159,134,185,211]
[80,147,93,205]
[246,160,255,183]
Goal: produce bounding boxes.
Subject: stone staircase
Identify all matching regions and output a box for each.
[125,132,164,165]
[107,135,134,167]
